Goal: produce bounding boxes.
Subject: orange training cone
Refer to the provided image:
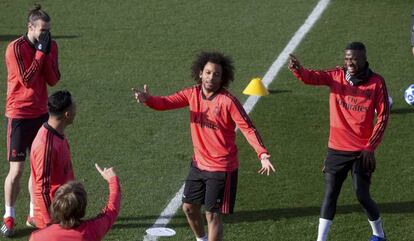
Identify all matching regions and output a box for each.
[242,78,269,96]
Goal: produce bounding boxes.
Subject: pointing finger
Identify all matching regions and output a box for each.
[95,163,103,174]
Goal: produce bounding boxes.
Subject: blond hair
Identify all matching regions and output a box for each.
[51,181,87,229]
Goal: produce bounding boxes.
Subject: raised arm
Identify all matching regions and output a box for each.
[43,40,60,86]
[5,32,51,88]
[288,54,333,86]
[87,164,121,241]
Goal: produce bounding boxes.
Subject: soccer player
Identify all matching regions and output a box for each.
[30,90,76,229]
[288,42,389,241]
[132,51,275,241]
[2,4,60,236]
[29,164,121,241]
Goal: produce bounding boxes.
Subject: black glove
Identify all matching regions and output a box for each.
[35,30,51,54]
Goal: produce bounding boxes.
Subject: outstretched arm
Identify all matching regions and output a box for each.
[288,54,332,86]
[132,84,190,110]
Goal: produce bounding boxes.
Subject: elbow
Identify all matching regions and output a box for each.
[21,74,35,88]
[48,73,61,87]
[22,80,32,88]
[48,80,59,87]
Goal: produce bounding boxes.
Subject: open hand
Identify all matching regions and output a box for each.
[288,54,302,71]
[132,84,150,103]
[258,153,276,176]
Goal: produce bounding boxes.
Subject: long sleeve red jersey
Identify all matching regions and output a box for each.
[30,123,74,228]
[5,35,60,118]
[29,176,121,241]
[291,66,389,151]
[145,85,268,172]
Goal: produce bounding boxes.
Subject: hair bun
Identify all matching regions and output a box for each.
[32,3,42,11]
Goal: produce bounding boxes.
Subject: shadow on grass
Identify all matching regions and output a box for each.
[112,201,414,229]
[11,227,35,238]
[0,34,80,42]
[224,200,414,223]
[390,107,414,115]
[268,89,291,94]
[113,214,188,229]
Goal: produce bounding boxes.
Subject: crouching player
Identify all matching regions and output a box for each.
[29,164,121,241]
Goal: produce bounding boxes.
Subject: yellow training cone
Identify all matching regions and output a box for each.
[242,78,269,96]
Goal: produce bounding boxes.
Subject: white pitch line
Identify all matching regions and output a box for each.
[243,0,330,114]
[143,0,330,240]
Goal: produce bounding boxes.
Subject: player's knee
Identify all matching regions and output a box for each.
[182,203,196,215]
[8,164,25,179]
[324,187,339,202]
[355,188,370,204]
[205,211,221,224]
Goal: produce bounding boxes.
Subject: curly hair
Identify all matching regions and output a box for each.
[191,51,235,88]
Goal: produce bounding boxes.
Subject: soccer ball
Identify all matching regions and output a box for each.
[404,84,414,106]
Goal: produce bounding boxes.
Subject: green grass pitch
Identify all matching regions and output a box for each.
[0,0,413,240]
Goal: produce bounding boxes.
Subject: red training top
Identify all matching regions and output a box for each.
[145,85,268,172]
[5,35,60,118]
[29,176,121,241]
[30,123,75,228]
[291,66,389,152]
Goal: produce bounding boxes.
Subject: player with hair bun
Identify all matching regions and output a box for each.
[2,4,60,237]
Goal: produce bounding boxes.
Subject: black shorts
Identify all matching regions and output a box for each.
[6,113,48,161]
[182,162,238,214]
[323,148,371,180]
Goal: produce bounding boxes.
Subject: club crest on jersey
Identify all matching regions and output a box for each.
[212,106,221,115]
